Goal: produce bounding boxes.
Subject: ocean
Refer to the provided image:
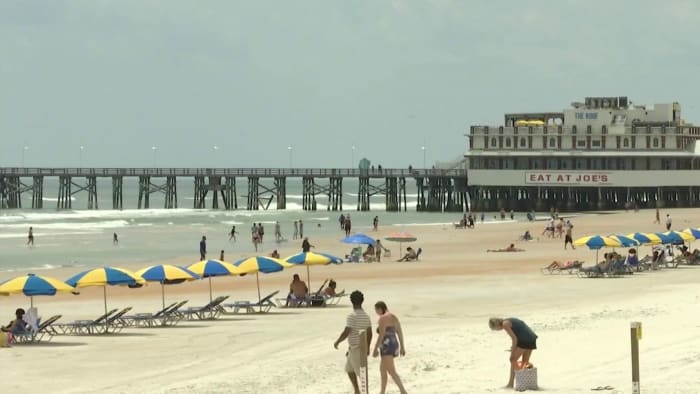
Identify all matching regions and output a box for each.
[0,177,491,272]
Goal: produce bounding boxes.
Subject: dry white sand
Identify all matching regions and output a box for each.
[3,208,700,393]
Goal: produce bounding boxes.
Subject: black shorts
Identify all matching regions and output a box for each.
[517,339,537,350]
[565,235,572,243]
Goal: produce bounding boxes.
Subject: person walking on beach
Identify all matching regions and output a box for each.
[229,225,238,241]
[252,227,261,252]
[480,212,485,223]
[299,219,304,238]
[510,209,514,220]
[344,216,352,237]
[489,317,538,389]
[293,221,299,240]
[219,250,225,261]
[564,220,575,250]
[27,227,34,247]
[199,236,207,261]
[258,223,265,243]
[665,214,672,231]
[334,291,372,394]
[113,232,119,246]
[302,237,314,253]
[274,221,282,242]
[339,214,346,231]
[372,301,408,394]
[373,216,379,232]
[654,208,660,224]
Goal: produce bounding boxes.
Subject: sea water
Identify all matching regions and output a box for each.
[0,177,522,272]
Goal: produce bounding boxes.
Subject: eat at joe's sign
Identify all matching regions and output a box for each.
[525,172,611,185]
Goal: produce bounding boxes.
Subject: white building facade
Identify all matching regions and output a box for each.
[466,96,700,211]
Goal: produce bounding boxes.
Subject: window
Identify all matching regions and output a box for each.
[623,138,629,148]
[591,140,602,148]
[491,137,497,148]
[653,137,659,148]
[520,137,527,147]
[549,138,556,148]
[505,138,511,148]
[576,140,587,148]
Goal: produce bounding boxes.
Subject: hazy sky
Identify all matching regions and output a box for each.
[2,1,699,168]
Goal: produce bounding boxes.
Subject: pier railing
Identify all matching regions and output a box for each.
[0,167,467,178]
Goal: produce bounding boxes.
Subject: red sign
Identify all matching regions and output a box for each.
[525,172,611,185]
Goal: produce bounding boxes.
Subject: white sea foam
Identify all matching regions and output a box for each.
[0,220,130,231]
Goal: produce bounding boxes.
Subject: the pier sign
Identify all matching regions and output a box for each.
[525,172,611,185]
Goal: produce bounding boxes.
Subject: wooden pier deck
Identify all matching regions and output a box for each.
[0,167,469,212]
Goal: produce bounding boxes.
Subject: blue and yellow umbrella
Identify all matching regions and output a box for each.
[0,273,75,307]
[628,233,662,245]
[233,256,292,311]
[135,265,200,309]
[573,235,622,263]
[662,230,693,244]
[66,267,145,316]
[573,235,622,250]
[682,228,700,240]
[653,232,675,245]
[284,252,343,290]
[609,235,640,248]
[187,260,242,303]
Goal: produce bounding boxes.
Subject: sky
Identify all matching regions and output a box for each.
[2,0,700,168]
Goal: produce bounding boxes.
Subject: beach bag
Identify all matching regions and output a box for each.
[514,363,538,391]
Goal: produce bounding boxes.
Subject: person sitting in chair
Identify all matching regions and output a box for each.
[285,274,308,307]
[363,244,376,261]
[323,279,338,298]
[1,308,28,344]
[397,247,417,262]
[269,249,280,258]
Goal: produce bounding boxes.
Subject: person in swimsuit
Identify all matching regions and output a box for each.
[372,301,408,394]
[489,317,538,389]
[27,227,34,247]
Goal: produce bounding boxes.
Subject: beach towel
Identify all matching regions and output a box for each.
[514,364,538,391]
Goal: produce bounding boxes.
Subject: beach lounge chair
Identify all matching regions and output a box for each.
[325,290,348,305]
[55,308,118,335]
[182,296,229,320]
[224,290,280,314]
[13,315,62,343]
[540,261,583,274]
[345,247,362,263]
[121,301,178,327]
[577,262,610,278]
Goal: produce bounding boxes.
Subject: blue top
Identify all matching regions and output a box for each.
[507,317,537,343]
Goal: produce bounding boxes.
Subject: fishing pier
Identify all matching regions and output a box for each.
[0,168,469,212]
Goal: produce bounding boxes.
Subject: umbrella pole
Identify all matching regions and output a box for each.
[307,265,311,291]
[161,283,165,310]
[209,277,213,304]
[103,287,108,316]
[256,272,262,313]
[30,296,34,308]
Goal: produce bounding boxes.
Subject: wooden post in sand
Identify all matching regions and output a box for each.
[359,330,369,394]
[630,321,642,393]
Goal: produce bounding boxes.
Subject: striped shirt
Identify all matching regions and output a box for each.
[346,309,372,348]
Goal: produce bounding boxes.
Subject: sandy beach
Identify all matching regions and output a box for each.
[3,208,700,393]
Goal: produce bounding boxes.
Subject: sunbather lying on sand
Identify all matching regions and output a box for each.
[487,243,524,253]
[544,260,582,270]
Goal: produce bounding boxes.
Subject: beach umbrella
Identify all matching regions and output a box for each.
[609,235,640,248]
[628,233,662,245]
[662,230,693,244]
[233,256,292,311]
[682,228,700,240]
[341,233,376,245]
[384,231,418,255]
[0,273,75,307]
[66,267,145,316]
[653,232,675,245]
[135,265,200,309]
[284,252,342,290]
[573,235,622,263]
[187,260,243,303]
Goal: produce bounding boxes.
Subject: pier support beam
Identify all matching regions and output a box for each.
[112,176,123,210]
[224,176,237,210]
[31,176,43,209]
[385,177,398,211]
[138,176,151,209]
[328,177,343,211]
[57,176,72,210]
[357,177,370,211]
[247,177,260,210]
[302,177,316,211]
[165,176,178,209]
[275,177,286,210]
